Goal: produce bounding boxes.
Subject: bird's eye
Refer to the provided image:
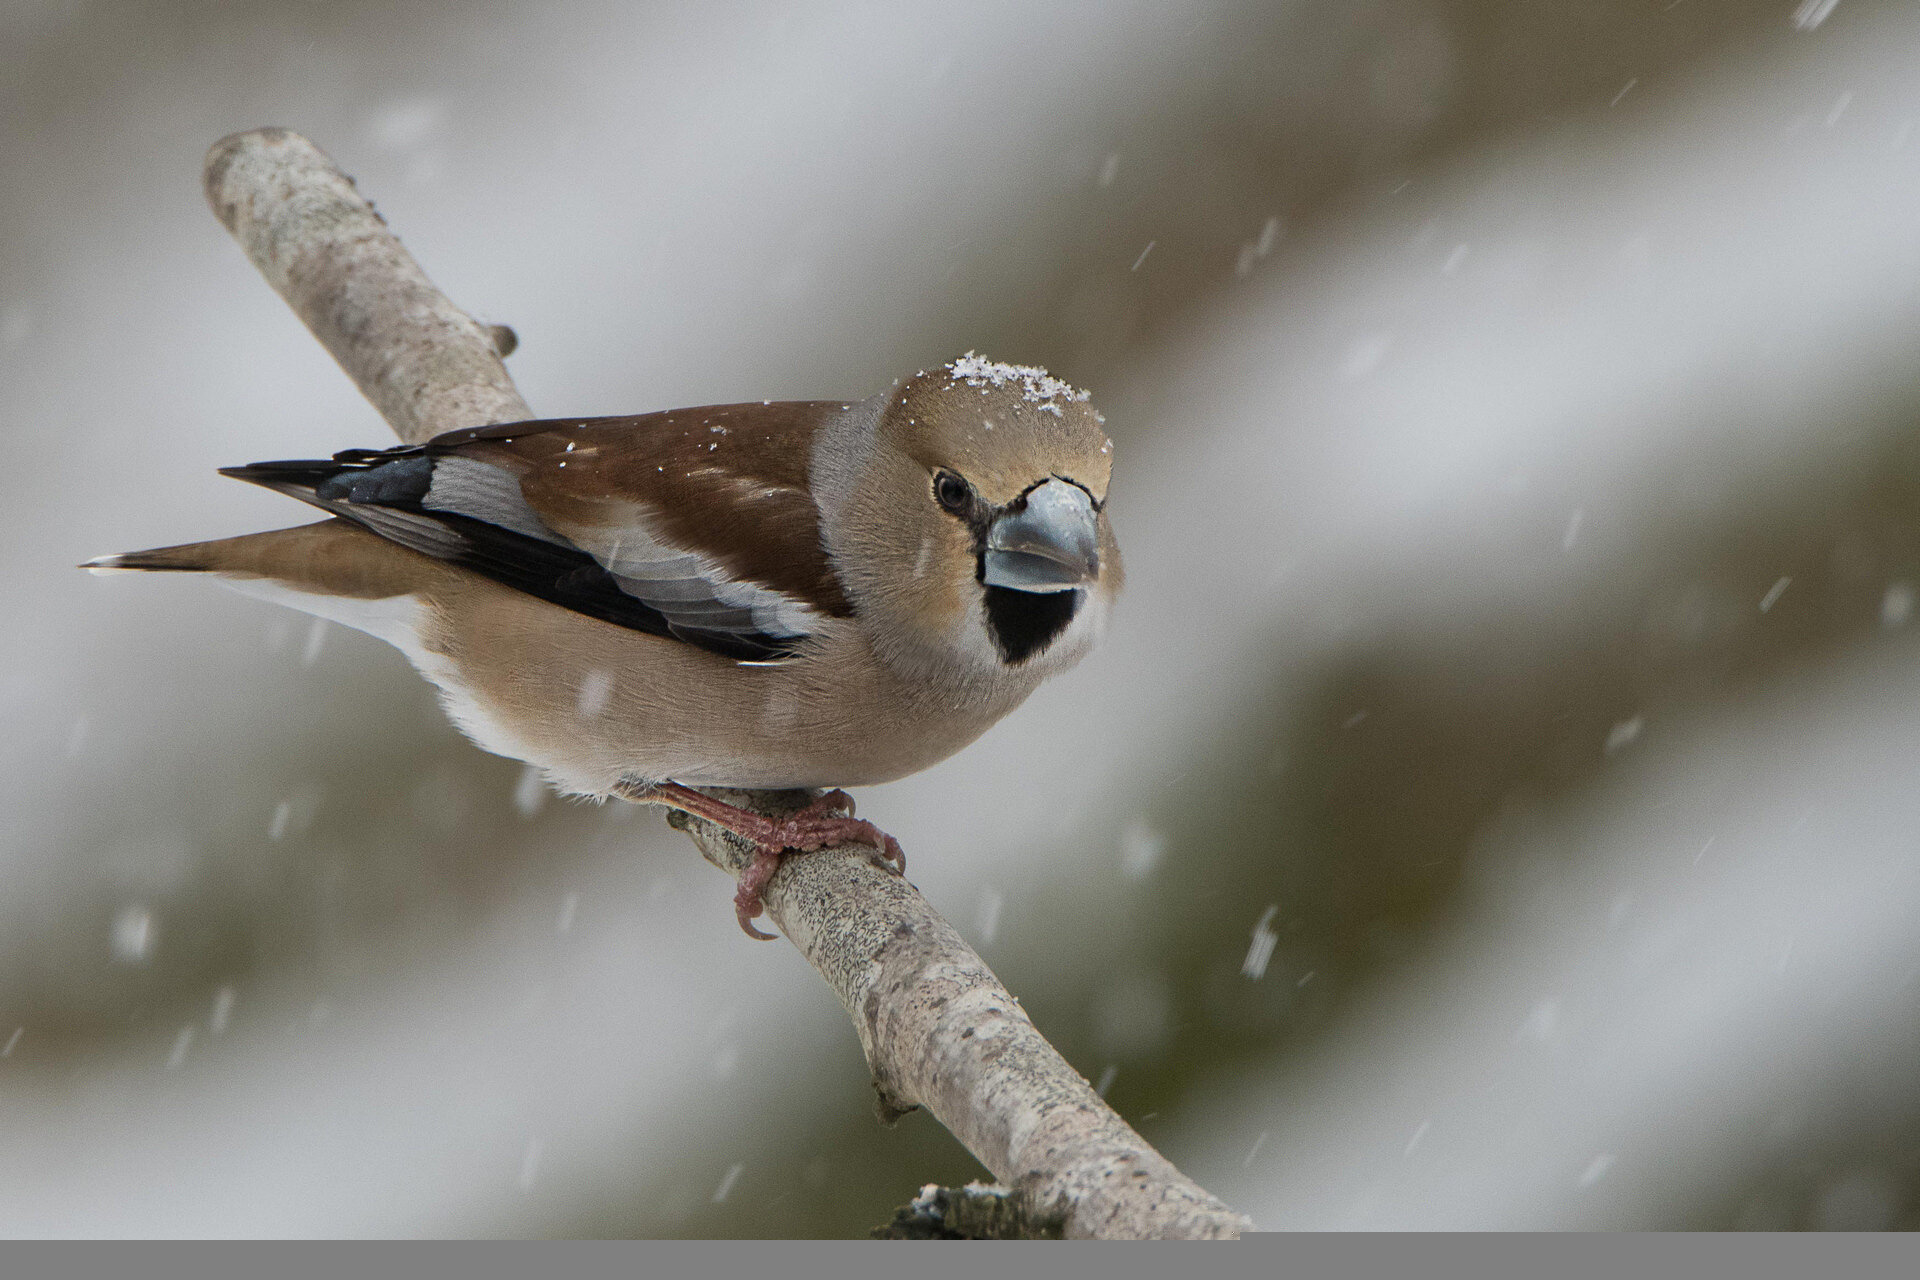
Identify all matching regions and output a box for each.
[934,470,971,514]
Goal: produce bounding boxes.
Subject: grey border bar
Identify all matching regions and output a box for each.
[2,1232,1916,1280]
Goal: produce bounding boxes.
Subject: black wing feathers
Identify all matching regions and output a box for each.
[218,451,802,662]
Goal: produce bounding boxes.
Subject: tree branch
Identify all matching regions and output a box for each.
[203,128,530,444]
[202,127,1251,1240]
[673,792,1250,1239]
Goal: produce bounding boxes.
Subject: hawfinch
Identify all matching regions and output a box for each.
[88,355,1122,937]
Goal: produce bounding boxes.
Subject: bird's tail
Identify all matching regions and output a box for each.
[80,524,337,577]
[79,519,432,600]
[81,542,228,574]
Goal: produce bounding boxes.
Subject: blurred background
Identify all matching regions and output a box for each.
[4,0,1920,1236]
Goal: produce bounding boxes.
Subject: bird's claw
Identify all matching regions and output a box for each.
[641,781,906,940]
[727,793,908,940]
[733,847,784,941]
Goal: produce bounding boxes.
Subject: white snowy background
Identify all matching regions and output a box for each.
[4,0,1919,1235]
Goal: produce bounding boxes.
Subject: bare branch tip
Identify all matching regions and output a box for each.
[203,127,308,228]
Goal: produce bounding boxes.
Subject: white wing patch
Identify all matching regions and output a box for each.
[419,456,819,646]
[423,456,565,543]
[565,506,820,642]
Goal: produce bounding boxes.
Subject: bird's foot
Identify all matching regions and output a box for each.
[769,790,908,873]
[643,783,906,940]
[727,790,907,939]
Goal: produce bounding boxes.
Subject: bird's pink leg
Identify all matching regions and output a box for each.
[638,783,906,940]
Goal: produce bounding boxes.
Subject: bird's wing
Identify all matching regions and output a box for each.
[220,402,857,663]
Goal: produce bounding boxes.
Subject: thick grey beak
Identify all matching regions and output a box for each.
[982,479,1099,593]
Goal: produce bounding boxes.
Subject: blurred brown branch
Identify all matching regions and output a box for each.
[201,127,1249,1240]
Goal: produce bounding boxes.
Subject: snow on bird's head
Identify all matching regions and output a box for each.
[944,352,1092,418]
[883,354,1113,508]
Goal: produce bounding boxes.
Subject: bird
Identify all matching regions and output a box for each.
[85,354,1123,938]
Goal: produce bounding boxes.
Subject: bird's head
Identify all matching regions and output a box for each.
[812,354,1123,687]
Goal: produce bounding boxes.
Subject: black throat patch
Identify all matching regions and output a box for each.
[983,586,1081,665]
